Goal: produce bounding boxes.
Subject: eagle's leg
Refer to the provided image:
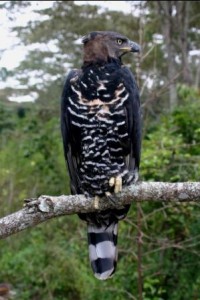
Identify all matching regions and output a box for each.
[94,195,100,209]
[104,175,123,205]
[109,176,122,193]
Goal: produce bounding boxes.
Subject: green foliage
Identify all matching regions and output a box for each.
[1,86,199,299]
[138,85,200,300]
[0,219,90,300]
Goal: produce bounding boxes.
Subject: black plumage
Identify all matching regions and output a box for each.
[61,31,141,280]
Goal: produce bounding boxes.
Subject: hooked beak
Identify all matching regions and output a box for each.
[129,40,141,52]
[120,40,141,53]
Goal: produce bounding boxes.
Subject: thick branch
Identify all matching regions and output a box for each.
[0,182,200,239]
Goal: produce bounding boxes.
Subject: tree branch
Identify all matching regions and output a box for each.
[0,181,200,240]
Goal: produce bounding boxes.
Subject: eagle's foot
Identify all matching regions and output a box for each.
[109,176,122,193]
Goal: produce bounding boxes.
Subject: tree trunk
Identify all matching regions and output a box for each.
[157,1,177,110]
[156,1,193,109]
[177,2,193,85]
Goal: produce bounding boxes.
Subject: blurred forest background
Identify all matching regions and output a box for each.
[0,1,200,299]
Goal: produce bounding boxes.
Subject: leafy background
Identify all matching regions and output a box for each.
[0,1,200,299]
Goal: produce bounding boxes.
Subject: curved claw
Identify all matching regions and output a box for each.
[105,191,118,204]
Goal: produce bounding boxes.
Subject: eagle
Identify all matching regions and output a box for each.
[61,31,141,280]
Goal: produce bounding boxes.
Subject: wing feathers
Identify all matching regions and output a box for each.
[61,70,82,194]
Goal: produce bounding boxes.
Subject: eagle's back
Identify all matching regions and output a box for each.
[66,62,134,197]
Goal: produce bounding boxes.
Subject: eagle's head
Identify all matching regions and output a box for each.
[82,31,140,65]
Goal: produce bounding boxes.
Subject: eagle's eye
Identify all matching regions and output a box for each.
[117,39,123,45]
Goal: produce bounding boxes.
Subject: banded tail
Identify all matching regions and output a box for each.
[87,222,118,280]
